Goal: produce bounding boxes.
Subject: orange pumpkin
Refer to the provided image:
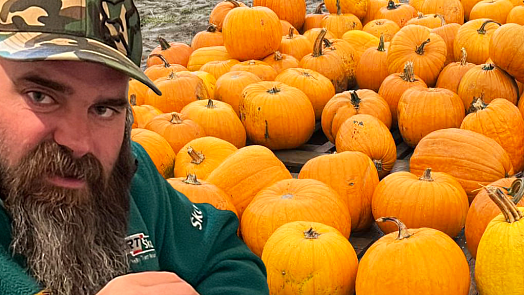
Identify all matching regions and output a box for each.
[143,54,188,82]
[416,0,465,24]
[262,51,299,74]
[470,0,514,23]
[374,0,418,28]
[229,60,278,81]
[278,28,313,61]
[130,95,163,129]
[362,18,400,41]
[490,23,524,84]
[387,24,447,87]
[435,48,476,93]
[146,37,193,68]
[190,24,224,50]
[507,5,524,24]
[324,0,370,19]
[180,99,246,148]
[364,0,399,25]
[254,0,307,30]
[128,79,148,106]
[167,174,238,218]
[209,0,247,32]
[279,20,299,36]
[199,59,240,80]
[240,178,352,257]
[407,13,446,28]
[378,61,428,125]
[298,151,380,231]
[410,128,515,202]
[214,71,262,116]
[322,89,392,143]
[321,3,363,38]
[186,46,232,72]
[144,112,205,154]
[341,30,380,65]
[454,19,501,65]
[240,81,315,150]
[431,22,461,65]
[398,87,465,147]
[303,28,337,44]
[174,136,237,180]
[222,6,281,61]
[372,168,469,237]
[457,63,519,110]
[131,128,176,178]
[356,34,389,92]
[303,3,329,32]
[206,145,293,220]
[322,38,359,89]
[275,68,336,120]
[336,114,397,178]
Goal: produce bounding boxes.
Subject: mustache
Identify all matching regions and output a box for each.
[43,143,104,182]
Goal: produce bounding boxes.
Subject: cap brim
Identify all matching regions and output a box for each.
[0,32,162,96]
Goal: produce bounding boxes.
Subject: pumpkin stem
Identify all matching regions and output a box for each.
[267,87,281,94]
[157,36,171,50]
[130,94,137,106]
[468,96,487,113]
[415,38,431,55]
[248,60,256,66]
[435,14,446,25]
[281,194,293,199]
[417,12,424,18]
[312,29,328,57]
[386,0,398,10]
[304,227,321,239]
[183,174,202,185]
[507,178,524,205]
[400,61,416,82]
[350,90,361,110]
[149,53,171,68]
[482,63,495,71]
[288,27,295,39]
[187,146,205,165]
[225,0,241,8]
[314,2,325,14]
[206,99,216,109]
[477,20,501,35]
[376,217,412,240]
[336,0,341,15]
[168,70,177,80]
[373,159,383,172]
[170,112,183,124]
[206,23,218,33]
[377,34,386,52]
[484,185,523,223]
[274,51,283,61]
[419,168,434,182]
[460,47,468,66]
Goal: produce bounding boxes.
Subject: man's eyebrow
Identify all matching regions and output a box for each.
[94,97,129,108]
[18,74,75,94]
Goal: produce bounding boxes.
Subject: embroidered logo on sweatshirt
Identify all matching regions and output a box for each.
[125,233,156,257]
[191,204,204,231]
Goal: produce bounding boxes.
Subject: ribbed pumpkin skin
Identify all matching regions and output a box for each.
[303,28,337,44]
[362,19,400,41]
[303,3,329,32]
[128,79,148,105]
[261,52,299,74]
[490,23,524,84]
[323,38,359,89]
[278,32,313,61]
[475,208,524,294]
[417,0,465,24]
[209,0,247,32]
[387,24,447,87]
[321,13,363,39]
[372,169,469,237]
[262,221,359,295]
[229,60,279,81]
[187,46,232,72]
[240,178,352,257]
[131,104,163,129]
[464,177,522,258]
[322,89,392,143]
[144,63,188,83]
[190,25,224,50]
[431,23,461,65]
[166,175,239,218]
[519,92,524,118]
[356,38,389,92]
[374,1,418,28]
[410,128,514,202]
[398,87,465,147]
[144,112,206,154]
[240,81,315,150]
[222,7,281,61]
[324,0,370,19]
[131,128,176,179]
[298,151,379,231]
[435,56,476,93]
[275,68,336,120]
[200,59,240,80]
[341,30,380,65]
[461,98,524,172]
[356,225,470,295]
[206,145,292,220]
[253,0,306,30]
[214,71,262,116]
[470,0,514,23]
[453,19,501,65]
[174,137,237,180]
[146,40,193,68]
[406,13,443,29]
[506,6,524,25]
[336,114,397,178]
[457,64,519,110]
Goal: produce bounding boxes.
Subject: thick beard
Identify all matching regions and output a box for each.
[2,116,137,295]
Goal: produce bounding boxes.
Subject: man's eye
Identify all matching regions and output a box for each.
[93,106,118,118]
[27,91,54,105]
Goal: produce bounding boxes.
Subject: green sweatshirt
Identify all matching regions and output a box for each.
[0,141,270,295]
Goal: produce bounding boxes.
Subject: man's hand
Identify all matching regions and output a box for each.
[96,271,199,295]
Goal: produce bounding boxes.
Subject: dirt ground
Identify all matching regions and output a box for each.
[135,0,324,66]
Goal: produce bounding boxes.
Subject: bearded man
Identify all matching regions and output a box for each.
[0,0,269,294]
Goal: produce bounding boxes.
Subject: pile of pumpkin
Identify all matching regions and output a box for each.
[129,0,524,293]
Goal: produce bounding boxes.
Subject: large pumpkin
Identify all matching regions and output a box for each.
[453,19,501,65]
[372,168,469,237]
[398,87,465,147]
[435,48,476,93]
[356,217,470,295]
[253,0,306,30]
[206,145,292,220]
[469,0,514,23]
[387,24,447,87]
[356,35,389,92]
[131,128,176,179]
[298,151,379,231]
[222,6,281,61]
[214,71,262,116]
[410,128,514,202]
[180,99,246,148]
[336,114,397,178]
[174,136,237,180]
[460,98,524,172]
[240,81,315,150]
[262,221,359,295]
[489,23,524,84]
[240,178,352,257]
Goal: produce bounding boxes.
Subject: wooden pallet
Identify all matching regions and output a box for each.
[274,123,478,295]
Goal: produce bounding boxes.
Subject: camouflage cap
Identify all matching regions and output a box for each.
[0,0,161,95]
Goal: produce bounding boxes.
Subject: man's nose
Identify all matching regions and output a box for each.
[52,113,93,158]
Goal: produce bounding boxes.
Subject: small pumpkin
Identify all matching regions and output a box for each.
[199,59,240,80]
[190,70,217,99]
[186,46,232,72]
[506,4,524,24]
[130,95,163,129]
[453,19,501,65]
[303,3,329,32]
[363,0,399,25]
[214,71,262,116]
[303,28,337,44]
[415,0,465,24]
[209,0,247,31]
[321,0,363,38]
[470,0,514,23]
[489,23,524,84]
[146,37,193,68]
[362,18,400,42]
[278,28,314,61]
[435,48,476,93]
[190,24,224,50]
[341,30,380,65]
[356,34,389,92]
[131,128,176,179]
[406,13,445,28]
[279,20,299,36]
[431,21,461,65]
[143,54,188,82]
[374,0,418,28]
[261,51,300,74]
[229,60,278,81]
[128,79,148,106]
[322,38,359,89]
[324,0,370,19]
